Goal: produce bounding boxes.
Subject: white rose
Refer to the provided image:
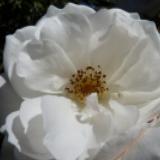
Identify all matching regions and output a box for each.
[1,3,160,160]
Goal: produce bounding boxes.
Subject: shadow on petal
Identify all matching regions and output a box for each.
[11,114,52,160]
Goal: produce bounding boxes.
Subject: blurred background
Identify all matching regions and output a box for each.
[0,0,160,73]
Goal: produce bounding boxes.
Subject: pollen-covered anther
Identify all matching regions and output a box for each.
[65,65,109,104]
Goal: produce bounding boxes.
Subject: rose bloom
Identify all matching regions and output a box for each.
[1,3,160,160]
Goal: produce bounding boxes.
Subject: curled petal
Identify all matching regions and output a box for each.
[4,98,52,160]
[3,26,42,98]
[16,39,73,94]
[19,98,41,133]
[3,26,36,78]
[38,3,95,24]
[41,95,96,160]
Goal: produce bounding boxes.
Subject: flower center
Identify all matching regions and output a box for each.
[65,65,109,104]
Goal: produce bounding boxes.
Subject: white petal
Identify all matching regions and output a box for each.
[109,99,139,133]
[42,5,60,17]
[124,128,160,160]
[46,3,95,17]
[84,93,100,114]
[19,98,41,133]
[141,20,160,52]
[40,12,92,68]
[64,3,95,15]
[9,66,43,98]
[114,39,160,92]
[138,97,160,127]
[38,3,95,25]
[111,89,160,105]
[90,111,112,145]
[89,9,140,34]
[4,99,52,160]
[16,39,73,94]
[3,26,42,98]
[89,9,114,40]
[76,94,114,159]
[0,74,22,126]
[90,9,144,78]
[84,94,113,142]
[41,95,95,160]
[94,125,144,160]
[3,26,36,78]
[107,18,160,105]
[96,99,160,160]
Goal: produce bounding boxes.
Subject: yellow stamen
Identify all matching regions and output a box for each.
[65,65,109,105]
